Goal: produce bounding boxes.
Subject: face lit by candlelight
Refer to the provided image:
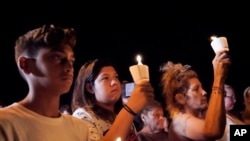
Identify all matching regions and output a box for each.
[136,55,142,65]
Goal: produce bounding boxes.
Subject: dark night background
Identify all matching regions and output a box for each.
[1,2,249,111]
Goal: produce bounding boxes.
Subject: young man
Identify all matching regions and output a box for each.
[0,24,154,141]
[0,24,89,141]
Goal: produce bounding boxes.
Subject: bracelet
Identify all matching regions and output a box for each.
[212,86,221,90]
[123,104,137,116]
[212,86,225,95]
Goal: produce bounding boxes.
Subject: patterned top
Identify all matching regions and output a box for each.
[73,107,139,141]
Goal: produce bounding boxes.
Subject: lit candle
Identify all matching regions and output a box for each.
[136,55,143,65]
[129,54,149,84]
[116,137,121,141]
[210,36,229,53]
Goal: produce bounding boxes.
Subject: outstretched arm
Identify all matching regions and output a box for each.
[203,51,230,140]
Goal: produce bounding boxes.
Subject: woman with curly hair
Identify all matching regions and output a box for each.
[159,50,231,141]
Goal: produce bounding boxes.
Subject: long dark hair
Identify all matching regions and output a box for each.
[71,59,123,122]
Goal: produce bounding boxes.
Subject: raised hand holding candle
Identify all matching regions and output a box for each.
[210,36,229,54]
[129,54,149,84]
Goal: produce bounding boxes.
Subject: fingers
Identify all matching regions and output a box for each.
[212,50,231,80]
[213,51,231,64]
[127,82,155,113]
[135,80,154,94]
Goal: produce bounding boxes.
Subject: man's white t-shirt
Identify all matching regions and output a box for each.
[0,103,89,141]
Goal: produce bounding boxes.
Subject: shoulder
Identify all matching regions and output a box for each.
[71,108,106,140]
[0,103,22,120]
[0,103,31,131]
[72,107,95,121]
[171,113,200,135]
[61,114,89,127]
[172,113,193,125]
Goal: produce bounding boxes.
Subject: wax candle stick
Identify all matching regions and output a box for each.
[129,54,149,84]
[210,36,229,53]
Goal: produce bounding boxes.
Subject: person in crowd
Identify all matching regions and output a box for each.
[0,24,89,141]
[216,84,245,141]
[241,86,250,124]
[137,100,169,141]
[0,24,154,141]
[59,104,72,115]
[71,58,154,141]
[159,50,231,141]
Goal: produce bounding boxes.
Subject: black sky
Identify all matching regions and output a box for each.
[1,2,250,110]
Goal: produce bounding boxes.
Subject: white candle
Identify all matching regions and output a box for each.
[210,36,229,53]
[129,54,149,84]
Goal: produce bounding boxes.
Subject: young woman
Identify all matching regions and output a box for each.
[71,59,154,141]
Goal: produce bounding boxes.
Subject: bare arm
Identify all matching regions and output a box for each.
[203,51,230,139]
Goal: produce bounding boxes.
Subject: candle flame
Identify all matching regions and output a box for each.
[210,36,217,41]
[136,55,143,65]
[116,137,121,141]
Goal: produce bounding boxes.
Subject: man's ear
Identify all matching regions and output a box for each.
[175,93,186,104]
[19,57,28,69]
[18,57,36,74]
[86,83,94,94]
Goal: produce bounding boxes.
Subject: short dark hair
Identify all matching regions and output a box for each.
[14,24,76,63]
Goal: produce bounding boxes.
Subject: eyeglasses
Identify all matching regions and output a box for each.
[225,95,236,100]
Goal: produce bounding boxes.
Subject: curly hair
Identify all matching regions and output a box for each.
[159,61,198,118]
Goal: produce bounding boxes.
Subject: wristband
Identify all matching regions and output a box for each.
[123,104,137,116]
[212,86,225,95]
